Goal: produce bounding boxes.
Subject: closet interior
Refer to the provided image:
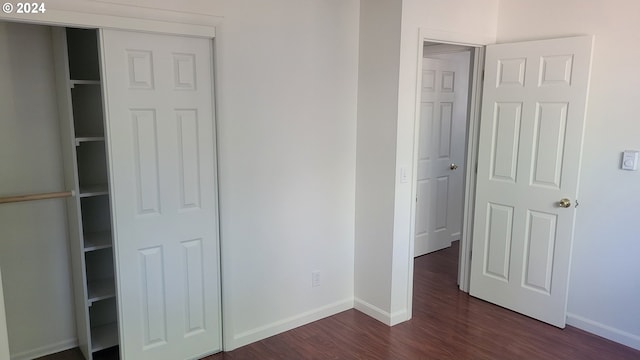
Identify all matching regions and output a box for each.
[55,27,119,359]
[1,20,221,360]
[0,22,119,360]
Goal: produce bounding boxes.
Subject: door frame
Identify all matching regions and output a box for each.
[0,267,9,359]
[0,9,217,37]
[0,13,223,355]
[409,29,487,293]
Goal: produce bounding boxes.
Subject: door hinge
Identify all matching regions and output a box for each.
[481,70,485,81]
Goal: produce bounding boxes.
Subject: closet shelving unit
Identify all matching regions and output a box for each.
[54,27,120,360]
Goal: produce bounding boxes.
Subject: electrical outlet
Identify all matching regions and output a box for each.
[311,271,320,287]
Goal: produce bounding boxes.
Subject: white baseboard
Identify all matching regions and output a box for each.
[227,298,354,351]
[354,297,390,325]
[11,338,78,360]
[353,298,408,326]
[567,313,640,351]
[389,309,409,326]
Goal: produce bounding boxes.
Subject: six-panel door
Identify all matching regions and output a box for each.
[100,29,221,359]
[415,57,467,257]
[470,36,593,327]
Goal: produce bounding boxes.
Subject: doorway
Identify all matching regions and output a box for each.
[412,41,482,292]
[410,35,593,329]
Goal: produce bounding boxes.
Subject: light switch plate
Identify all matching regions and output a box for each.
[400,167,409,183]
[621,150,639,171]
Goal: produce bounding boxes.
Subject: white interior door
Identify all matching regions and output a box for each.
[415,56,468,257]
[0,268,9,359]
[101,29,221,359]
[470,36,593,327]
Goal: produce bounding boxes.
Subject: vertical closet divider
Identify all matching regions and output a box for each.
[52,27,120,360]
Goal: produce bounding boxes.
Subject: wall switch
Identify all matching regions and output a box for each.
[621,150,639,171]
[311,271,320,287]
[400,167,409,183]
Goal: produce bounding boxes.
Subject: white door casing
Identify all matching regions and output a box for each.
[415,55,468,257]
[0,268,9,359]
[100,29,221,359]
[470,36,593,327]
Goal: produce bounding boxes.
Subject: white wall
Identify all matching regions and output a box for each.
[1,0,360,354]
[12,0,637,356]
[496,0,640,349]
[213,0,359,349]
[353,0,499,327]
[354,0,499,327]
[0,22,77,358]
[354,0,403,325]
[389,0,498,322]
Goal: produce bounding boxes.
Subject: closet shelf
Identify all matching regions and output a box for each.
[70,79,101,87]
[62,27,120,359]
[76,136,105,146]
[75,132,105,140]
[91,322,119,352]
[79,184,109,197]
[84,231,112,252]
[87,278,116,304]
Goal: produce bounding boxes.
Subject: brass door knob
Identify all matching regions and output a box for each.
[450,163,458,170]
[559,198,571,208]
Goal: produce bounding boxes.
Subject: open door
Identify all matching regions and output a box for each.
[470,36,593,327]
[415,54,469,257]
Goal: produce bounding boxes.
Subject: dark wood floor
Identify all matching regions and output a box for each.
[42,241,640,359]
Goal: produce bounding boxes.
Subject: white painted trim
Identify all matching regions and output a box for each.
[227,298,354,351]
[10,338,78,360]
[354,298,406,326]
[424,43,472,55]
[389,309,409,326]
[354,298,389,324]
[567,313,640,351]
[419,28,494,47]
[404,27,428,325]
[458,47,485,293]
[0,7,218,37]
[208,36,225,355]
[409,29,485,302]
[0,268,9,360]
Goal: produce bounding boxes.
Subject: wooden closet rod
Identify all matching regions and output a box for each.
[0,191,74,205]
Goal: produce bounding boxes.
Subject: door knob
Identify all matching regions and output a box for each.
[558,198,571,208]
[449,163,458,170]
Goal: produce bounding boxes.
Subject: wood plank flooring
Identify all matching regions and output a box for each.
[206,241,640,359]
[41,241,640,359]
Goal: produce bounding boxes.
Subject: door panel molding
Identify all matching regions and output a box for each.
[101,29,221,359]
[469,36,594,328]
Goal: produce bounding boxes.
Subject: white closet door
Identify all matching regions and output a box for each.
[100,29,221,359]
